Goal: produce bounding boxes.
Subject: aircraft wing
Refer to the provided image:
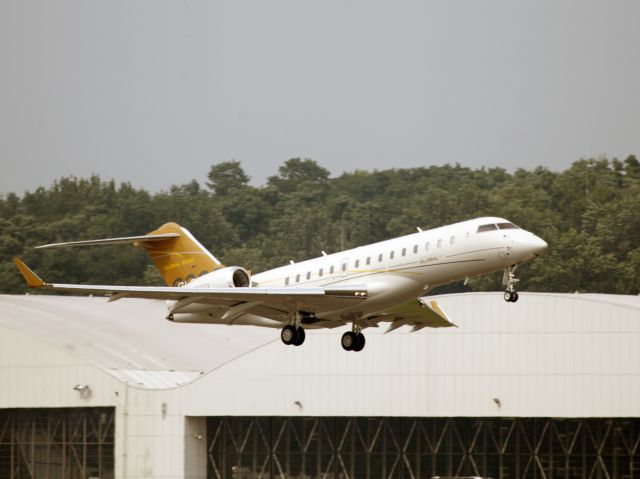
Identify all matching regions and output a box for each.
[367,298,456,333]
[13,258,367,315]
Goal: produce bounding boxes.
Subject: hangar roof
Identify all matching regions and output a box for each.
[0,294,276,388]
[1,292,639,397]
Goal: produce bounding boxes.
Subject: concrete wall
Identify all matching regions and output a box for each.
[118,387,206,479]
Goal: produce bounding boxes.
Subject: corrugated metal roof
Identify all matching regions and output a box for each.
[1,291,639,395]
[0,294,276,388]
[109,369,203,388]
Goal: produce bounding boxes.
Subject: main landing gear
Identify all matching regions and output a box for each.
[503,265,520,303]
[341,325,366,352]
[281,325,305,346]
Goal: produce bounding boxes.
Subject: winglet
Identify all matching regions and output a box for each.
[13,258,46,288]
[425,299,457,327]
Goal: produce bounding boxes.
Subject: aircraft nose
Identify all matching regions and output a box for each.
[527,235,548,255]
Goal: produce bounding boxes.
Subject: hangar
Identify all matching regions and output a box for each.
[0,292,639,478]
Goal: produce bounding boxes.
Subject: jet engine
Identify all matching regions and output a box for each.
[199,266,251,288]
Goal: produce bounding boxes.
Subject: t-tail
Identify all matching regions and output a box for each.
[35,222,224,286]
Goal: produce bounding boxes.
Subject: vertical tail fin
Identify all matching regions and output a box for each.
[138,223,224,286]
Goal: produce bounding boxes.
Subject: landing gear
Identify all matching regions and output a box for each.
[503,265,520,303]
[504,290,519,303]
[293,327,305,346]
[281,325,305,346]
[341,328,366,352]
[352,333,365,352]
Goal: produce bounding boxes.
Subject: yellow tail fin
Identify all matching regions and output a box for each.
[32,222,223,287]
[137,223,224,286]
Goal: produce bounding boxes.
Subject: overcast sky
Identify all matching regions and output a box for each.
[1,1,639,195]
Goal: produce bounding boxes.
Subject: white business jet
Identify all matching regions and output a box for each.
[15,217,546,351]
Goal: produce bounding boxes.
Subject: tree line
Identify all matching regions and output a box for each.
[1,156,639,295]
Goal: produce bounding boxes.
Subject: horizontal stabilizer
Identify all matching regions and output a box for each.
[35,233,180,249]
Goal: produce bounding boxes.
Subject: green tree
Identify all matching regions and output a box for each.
[267,158,330,193]
[1,156,639,296]
[206,160,250,196]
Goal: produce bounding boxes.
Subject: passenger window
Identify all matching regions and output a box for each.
[341,262,347,272]
[295,274,300,283]
[497,222,520,230]
[413,245,418,254]
[378,254,383,262]
[437,239,442,248]
[390,251,395,260]
[401,248,406,256]
[450,236,455,245]
[477,224,498,233]
[319,268,323,277]
[366,256,371,265]
[330,266,334,274]
[285,277,289,286]
[306,271,311,280]
[355,259,360,268]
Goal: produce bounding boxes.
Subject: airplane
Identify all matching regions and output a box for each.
[14,217,547,352]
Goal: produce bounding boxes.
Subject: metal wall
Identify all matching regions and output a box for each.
[207,416,640,479]
[183,293,640,419]
[0,407,114,479]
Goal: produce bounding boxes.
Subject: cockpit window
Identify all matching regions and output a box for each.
[477,224,498,233]
[497,222,520,230]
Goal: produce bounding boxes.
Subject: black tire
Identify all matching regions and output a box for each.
[352,333,366,352]
[293,327,305,346]
[511,291,519,302]
[341,331,356,351]
[504,291,513,302]
[281,325,296,345]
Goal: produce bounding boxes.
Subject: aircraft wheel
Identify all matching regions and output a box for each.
[352,333,366,352]
[341,331,357,351]
[281,325,296,345]
[504,291,519,302]
[293,327,305,346]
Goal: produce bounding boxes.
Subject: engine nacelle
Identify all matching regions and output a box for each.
[167,266,251,316]
[196,266,251,288]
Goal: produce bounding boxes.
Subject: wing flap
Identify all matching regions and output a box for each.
[33,282,366,301]
[371,297,456,332]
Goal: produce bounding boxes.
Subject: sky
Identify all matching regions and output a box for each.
[1,1,639,195]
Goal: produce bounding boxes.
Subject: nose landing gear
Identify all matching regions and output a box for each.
[504,290,519,303]
[503,265,520,303]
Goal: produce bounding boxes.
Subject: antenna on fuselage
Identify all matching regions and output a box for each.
[417,227,424,232]
[321,251,328,256]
